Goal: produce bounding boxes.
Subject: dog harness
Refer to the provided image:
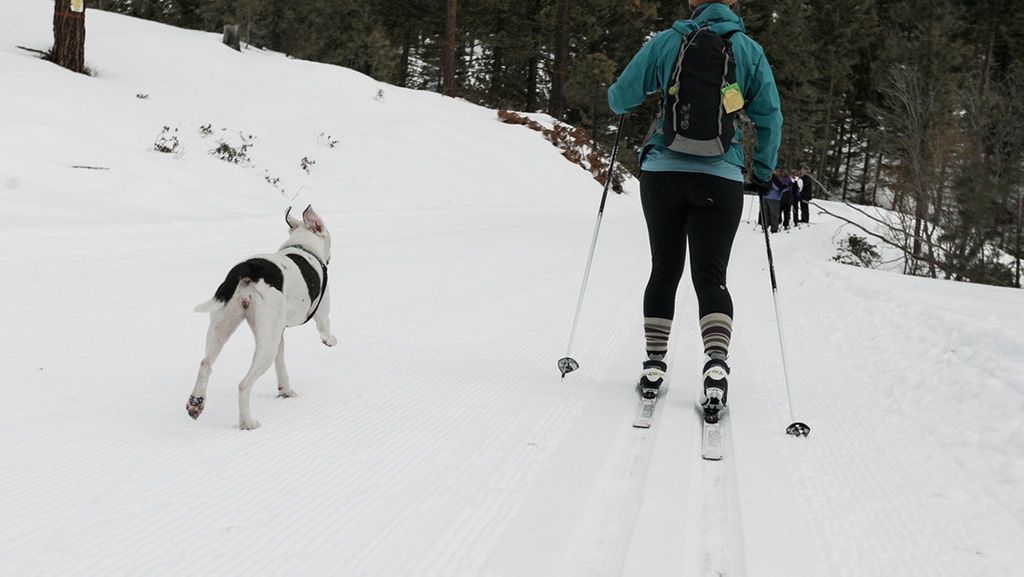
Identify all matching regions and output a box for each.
[284,245,328,325]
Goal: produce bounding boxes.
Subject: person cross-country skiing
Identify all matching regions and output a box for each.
[607,0,782,413]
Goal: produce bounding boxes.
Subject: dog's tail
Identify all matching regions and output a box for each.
[194,299,223,313]
[197,259,278,315]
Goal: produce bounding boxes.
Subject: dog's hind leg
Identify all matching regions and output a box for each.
[237,301,287,430]
[237,342,277,430]
[275,338,296,398]
[188,306,244,420]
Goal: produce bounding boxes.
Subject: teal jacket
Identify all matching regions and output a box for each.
[607,3,782,183]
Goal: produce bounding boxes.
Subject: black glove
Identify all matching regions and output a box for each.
[749,175,771,196]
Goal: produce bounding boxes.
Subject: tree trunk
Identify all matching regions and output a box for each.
[981,25,995,97]
[222,25,241,52]
[52,0,85,74]
[871,150,883,206]
[549,0,572,119]
[268,1,285,53]
[443,0,457,97]
[816,7,844,181]
[525,0,542,112]
[526,53,540,112]
[841,131,853,202]
[831,114,847,188]
[1016,188,1022,287]
[817,55,835,180]
[489,23,504,107]
[859,142,871,204]
[399,28,411,87]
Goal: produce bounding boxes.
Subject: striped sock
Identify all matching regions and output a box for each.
[700,313,732,359]
[644,317,672,360]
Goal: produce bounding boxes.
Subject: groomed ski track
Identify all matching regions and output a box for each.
[2,198,752,576]
[7,195,1020,576]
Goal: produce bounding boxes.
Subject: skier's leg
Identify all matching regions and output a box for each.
[639,171,688,359]
[637,171,688,395]
[685,174,742,409]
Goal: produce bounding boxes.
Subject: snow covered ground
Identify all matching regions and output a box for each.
[2,3,1023,575]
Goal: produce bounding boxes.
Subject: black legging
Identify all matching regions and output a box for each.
[640,171,743,320]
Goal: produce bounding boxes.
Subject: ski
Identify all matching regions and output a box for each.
[702,408,724,460]
[632,361,666,429]
[626,393,659,428]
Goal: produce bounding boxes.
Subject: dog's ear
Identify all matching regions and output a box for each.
[302,205,326,235]
[285,206,302,230]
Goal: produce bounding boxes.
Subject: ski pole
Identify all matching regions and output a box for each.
[757,192,811,437]
[558,114,626,378]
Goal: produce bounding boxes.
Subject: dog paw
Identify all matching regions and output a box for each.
[322,335,337,347]
[277,387,297,398]
[239,419,261,430]
[186,396,205,420]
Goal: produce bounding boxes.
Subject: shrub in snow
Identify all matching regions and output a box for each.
[833,234,881,269]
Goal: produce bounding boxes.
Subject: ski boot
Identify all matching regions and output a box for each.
[699,356,729,423]
[636,359,667,399]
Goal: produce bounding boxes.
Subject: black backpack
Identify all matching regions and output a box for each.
[660,24,742,157]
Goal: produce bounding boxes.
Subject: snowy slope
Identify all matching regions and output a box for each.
[2,3,1023,576]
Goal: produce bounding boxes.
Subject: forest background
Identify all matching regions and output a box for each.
[79,0,1024,287]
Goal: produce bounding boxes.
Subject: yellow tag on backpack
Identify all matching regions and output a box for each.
[722,83,743,113]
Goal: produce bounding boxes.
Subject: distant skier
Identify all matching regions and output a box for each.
[607,0,782,414]
[779,170,794,230]
[763,167,785,233]
[799,165,814,223]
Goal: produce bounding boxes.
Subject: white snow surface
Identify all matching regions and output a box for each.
[3,4,1024,576]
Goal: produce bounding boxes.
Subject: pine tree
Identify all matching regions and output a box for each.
[443,0,457,96]
[549,0,572,118]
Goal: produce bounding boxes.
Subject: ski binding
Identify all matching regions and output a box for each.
[702,408,723,460]
[633,387,660,428]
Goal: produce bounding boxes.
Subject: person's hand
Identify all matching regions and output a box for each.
[749,175,771,196]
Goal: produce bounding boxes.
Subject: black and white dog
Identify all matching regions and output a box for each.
[188,205,336,429]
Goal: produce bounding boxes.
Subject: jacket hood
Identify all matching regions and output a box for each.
[675,2,745,35]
